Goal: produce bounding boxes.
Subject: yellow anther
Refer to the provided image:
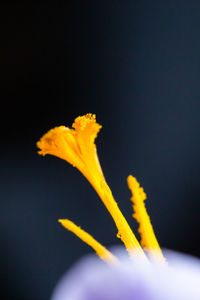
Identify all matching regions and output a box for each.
[59,219,118,264]
[127,175,165,262]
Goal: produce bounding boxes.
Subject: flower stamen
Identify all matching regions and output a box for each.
[127,175,165,262]
[59,219,118,264]
[37,114,146,260]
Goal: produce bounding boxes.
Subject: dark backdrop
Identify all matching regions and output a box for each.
[1,1,200,300]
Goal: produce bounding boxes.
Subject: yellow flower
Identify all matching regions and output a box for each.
[37,114,165,264]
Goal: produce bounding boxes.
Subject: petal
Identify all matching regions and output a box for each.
[51,248,200,300]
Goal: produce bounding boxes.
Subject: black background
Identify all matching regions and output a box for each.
[1,1,200,299]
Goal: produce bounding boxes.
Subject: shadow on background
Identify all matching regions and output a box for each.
[1,1,200,299]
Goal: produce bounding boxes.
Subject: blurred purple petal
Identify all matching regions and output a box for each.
[51,248,200,300]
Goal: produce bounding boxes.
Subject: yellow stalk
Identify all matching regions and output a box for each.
[127,175,165,262]
[59,219,118,264]
[37,114,146,259]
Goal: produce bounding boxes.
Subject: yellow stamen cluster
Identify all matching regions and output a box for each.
[37,114,164,264]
